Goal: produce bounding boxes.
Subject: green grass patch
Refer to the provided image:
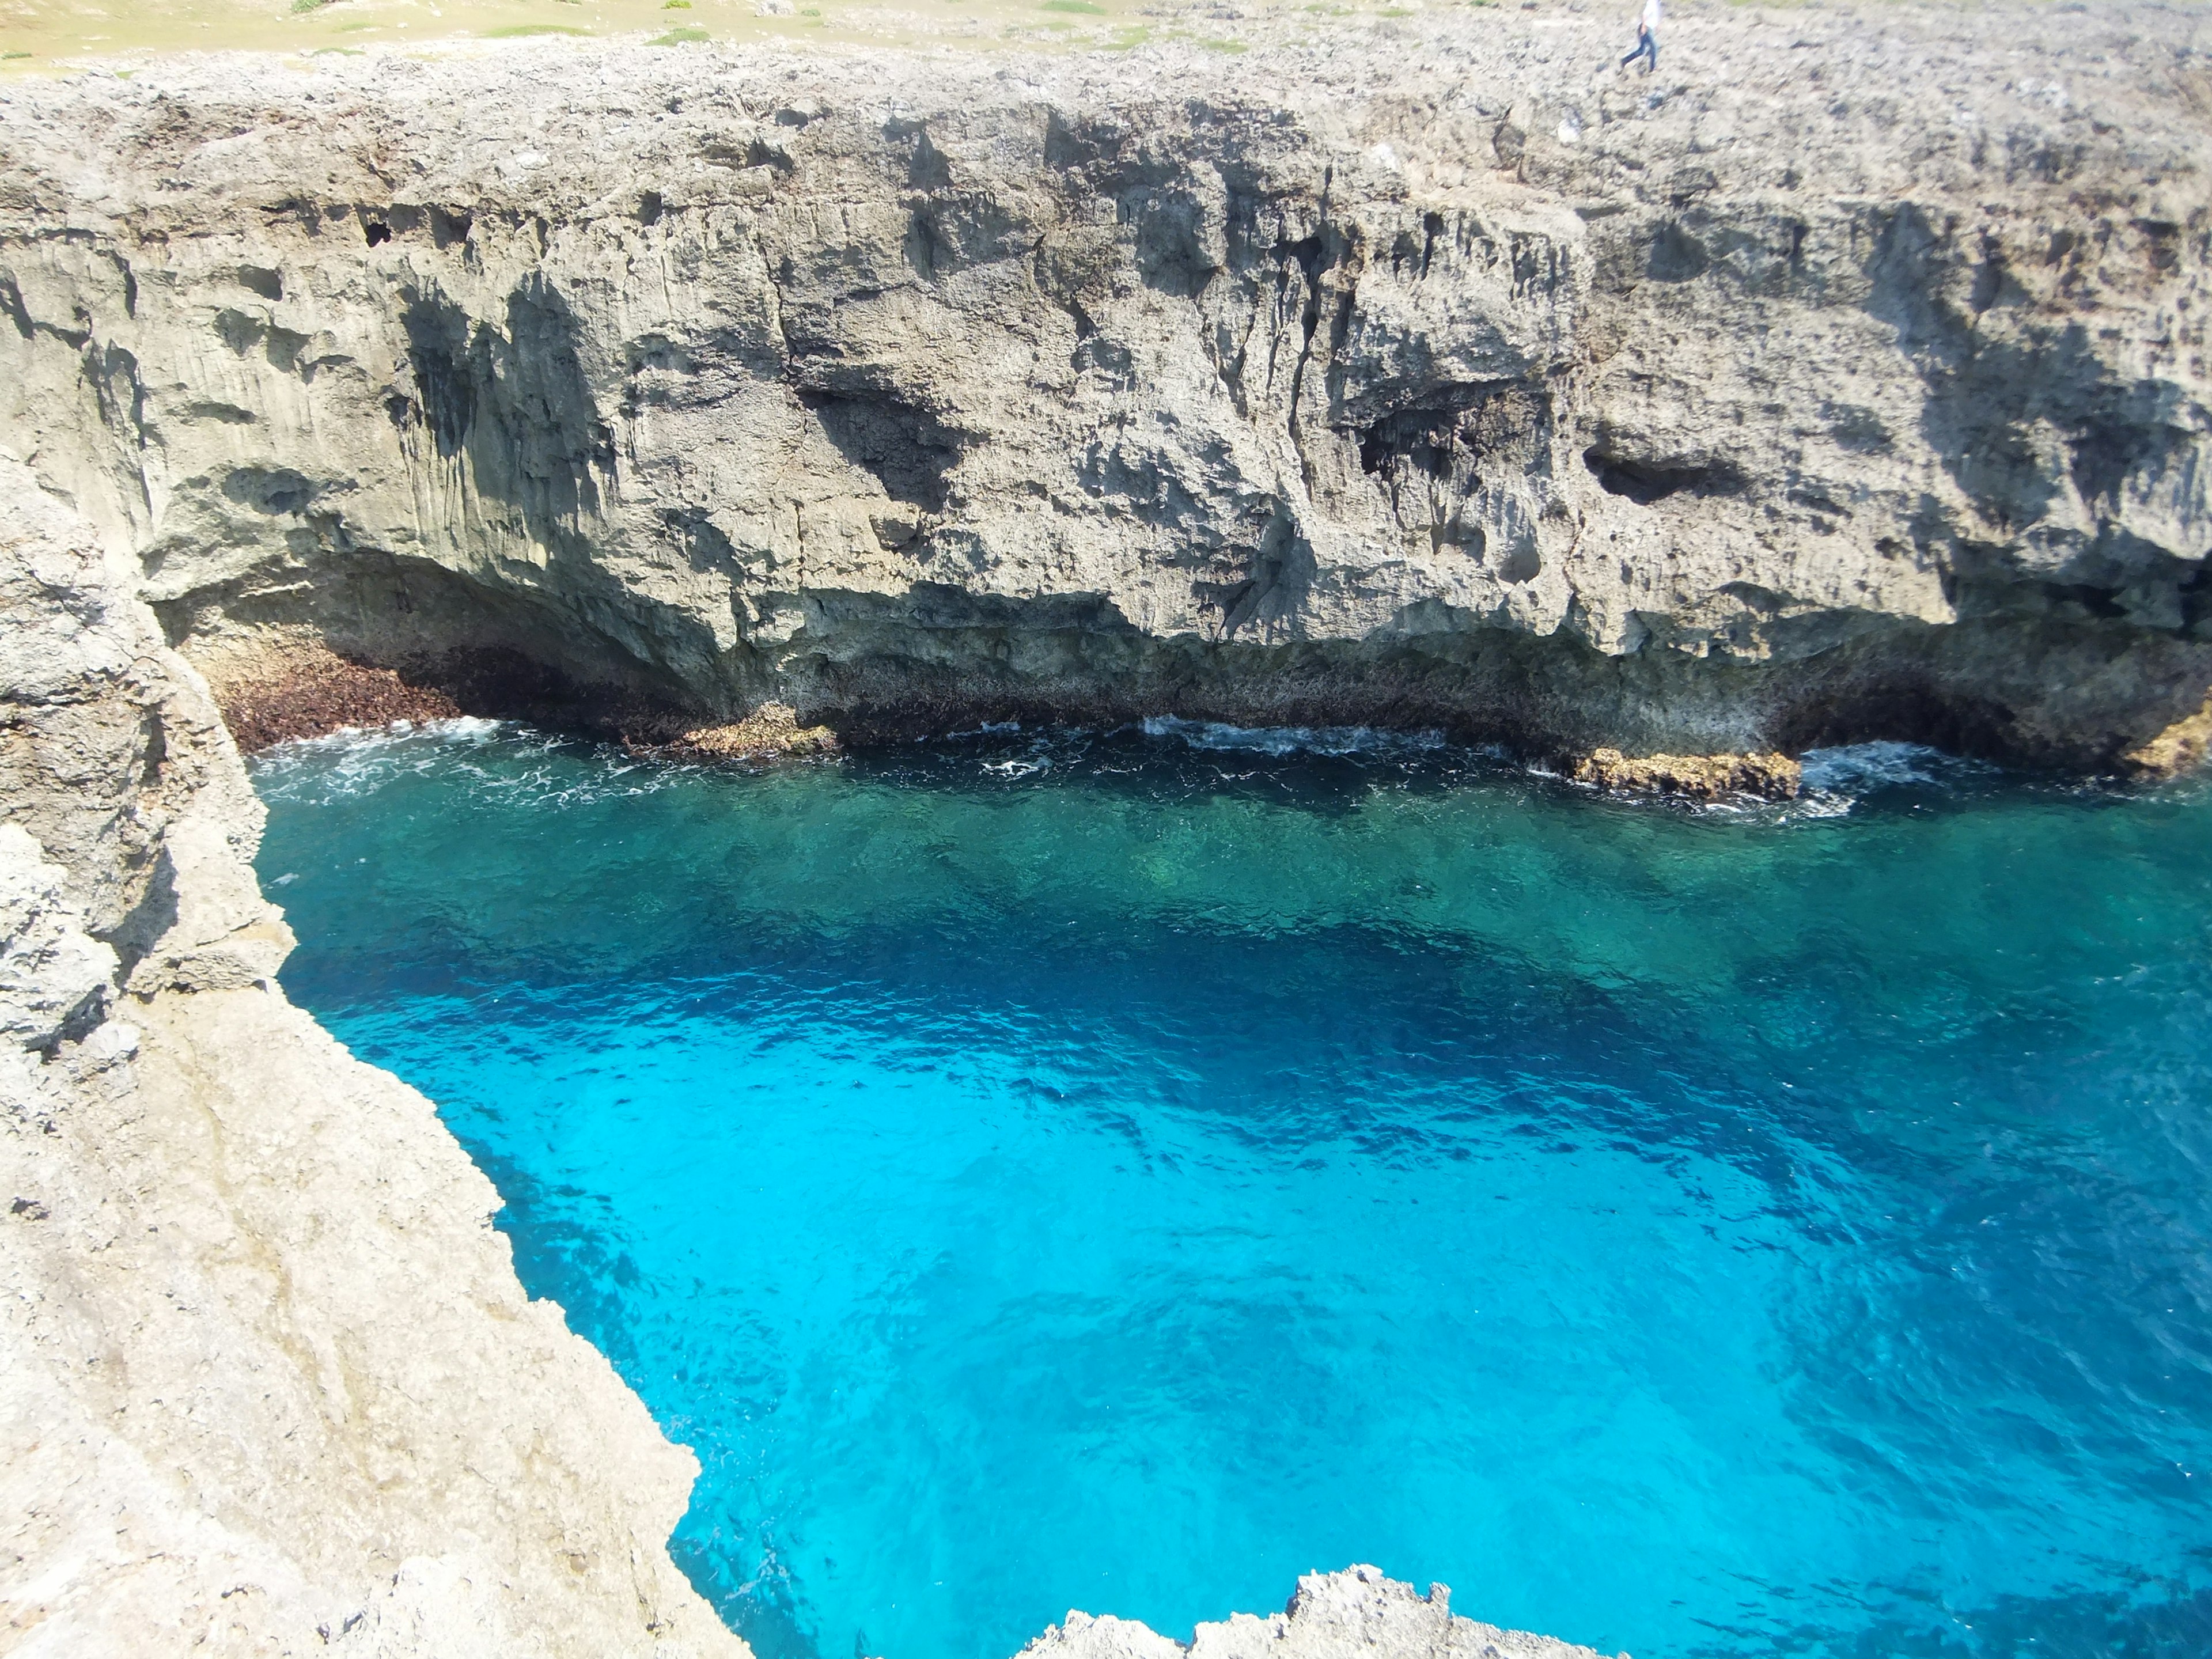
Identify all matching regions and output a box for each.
[1100,22,1148,47]
[309,44,365,54]
[2,50,32,59]
[1041,1,1107,13]
[1198,34,1247,50]
[1377,6,1414,16]
[484,22,592,35]
[650,23,709,40]
[664,1,692,9]
[290,0,331,13]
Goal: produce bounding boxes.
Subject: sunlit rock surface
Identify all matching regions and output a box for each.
[1029,1568,1616,1659]
[0,457,742,1657]
[3,3,2211,1652]
[2,1,2207,768]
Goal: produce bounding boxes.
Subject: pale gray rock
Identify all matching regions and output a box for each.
[0,824,115,1051]
[0,461,743,1659]
[1,2,2207,767]
[1027,1567,1620,1659]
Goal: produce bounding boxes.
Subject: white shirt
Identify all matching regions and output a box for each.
[1642,0,1660,29]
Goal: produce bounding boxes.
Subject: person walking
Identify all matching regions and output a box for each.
[1620,0,1659,74]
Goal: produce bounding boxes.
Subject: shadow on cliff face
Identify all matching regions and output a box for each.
[185,546,2212,777]
[766,603,2212,776]
[800,391,963,514]
[1862,204,2204,616]
[399,279,616,559]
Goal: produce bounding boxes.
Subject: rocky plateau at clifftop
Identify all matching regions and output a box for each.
[2,0,2207,789]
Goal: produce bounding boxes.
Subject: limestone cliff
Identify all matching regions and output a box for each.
[1,1,2206,772]
[0,455,742,1656]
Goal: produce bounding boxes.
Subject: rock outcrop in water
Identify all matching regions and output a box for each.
[1032,1567,1616,1659]
[1,1,2208,779]
[0,456,740,1655]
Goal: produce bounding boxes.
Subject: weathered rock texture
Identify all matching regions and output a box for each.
[2,2,2207,771]
[1029,1566,1617,1659]
[0,455,743,1656]
[1566,745,1799,800]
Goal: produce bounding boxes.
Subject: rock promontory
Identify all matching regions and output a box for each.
[0,454,744,1654]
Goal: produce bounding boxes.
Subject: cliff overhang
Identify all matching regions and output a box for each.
[2,1,2206,782]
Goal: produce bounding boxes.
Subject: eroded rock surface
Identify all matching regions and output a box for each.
[0,455,741,1657]
[1,2,2207,771]
[1566,745,1799,800]
[1027,1566,1618,1659]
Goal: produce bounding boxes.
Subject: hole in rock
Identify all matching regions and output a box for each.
[1583,446,1746,506]
[801,390,962,513]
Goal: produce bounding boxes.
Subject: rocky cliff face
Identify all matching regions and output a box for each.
[2,1,2207,772]
[0,455,742,1656]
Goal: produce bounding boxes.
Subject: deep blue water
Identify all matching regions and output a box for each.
[252,719,2212,1659]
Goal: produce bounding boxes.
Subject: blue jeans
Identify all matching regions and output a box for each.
[1621,27,1656,72]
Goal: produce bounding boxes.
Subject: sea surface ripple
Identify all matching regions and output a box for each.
[252,721,2212,1659]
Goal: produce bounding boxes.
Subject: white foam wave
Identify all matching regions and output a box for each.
[249,718,687,810]
[1139,715,1446,759]
[1798,741,1975,793]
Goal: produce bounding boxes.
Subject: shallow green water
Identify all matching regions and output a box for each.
[255,722,2212,1659]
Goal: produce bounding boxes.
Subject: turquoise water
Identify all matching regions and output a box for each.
[252,720,2212,1659]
